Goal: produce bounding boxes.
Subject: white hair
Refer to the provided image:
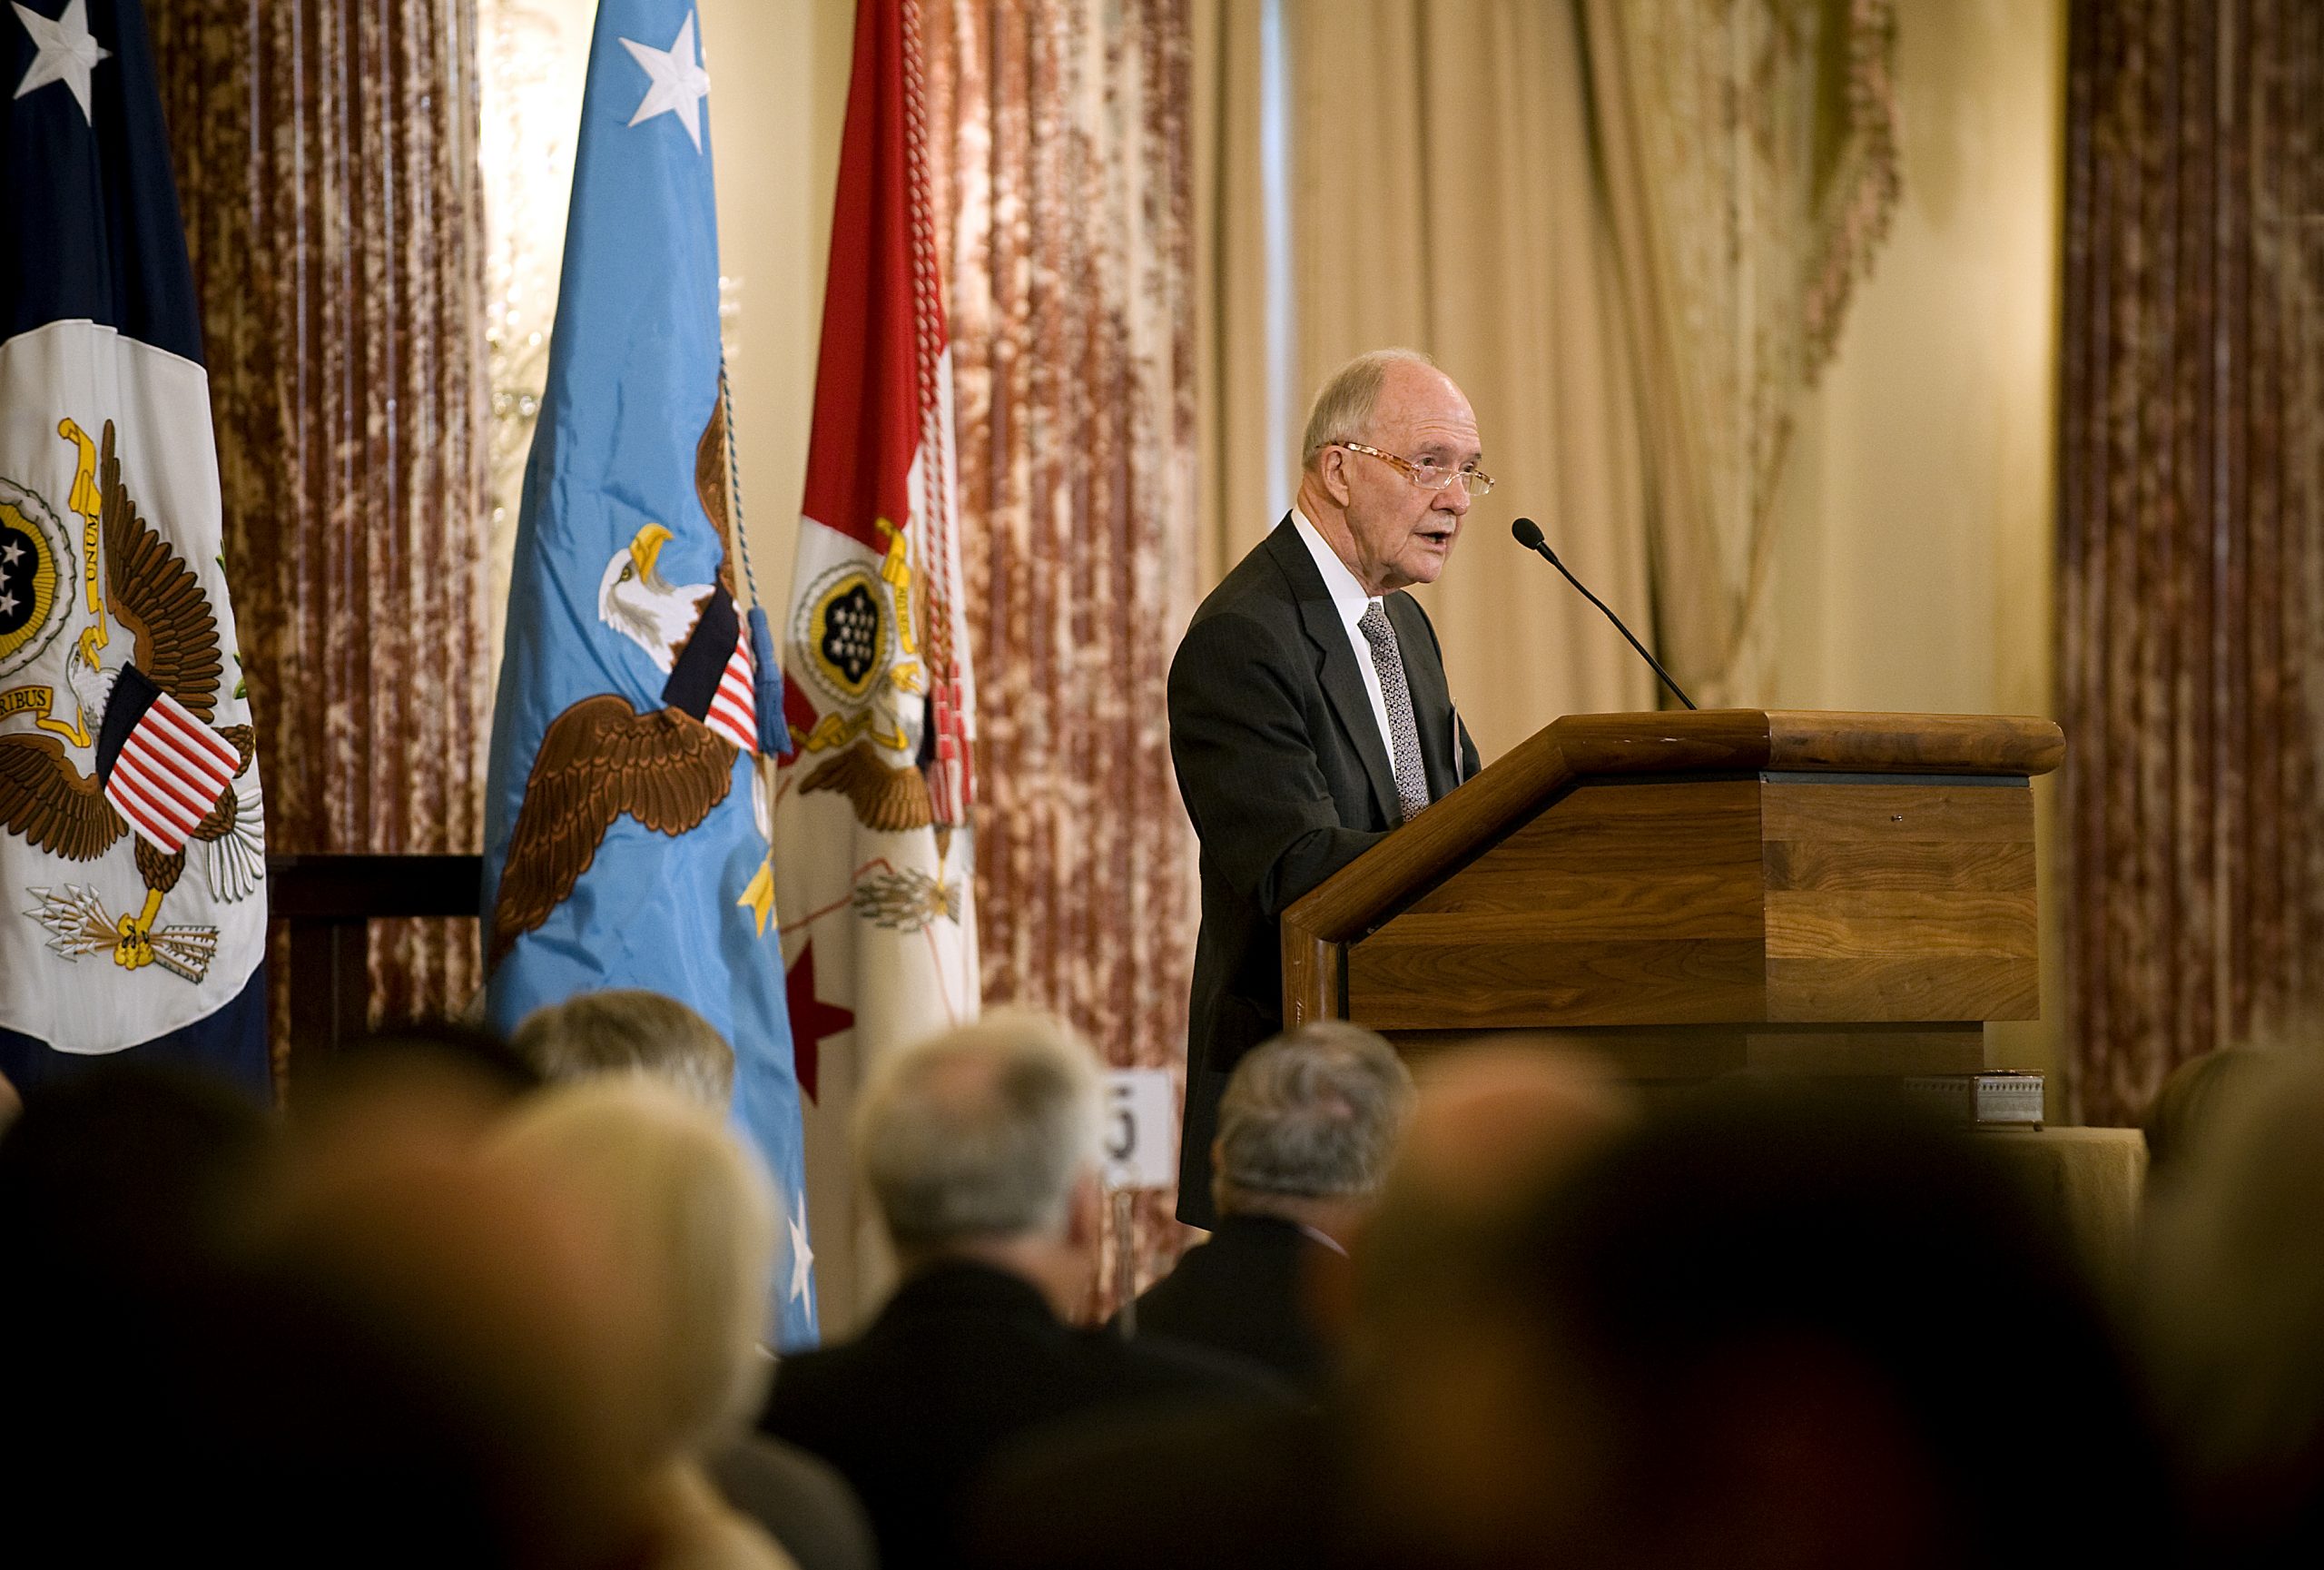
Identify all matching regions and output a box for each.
[1301,347,1439,468]
[489,1080,776,1463]
[856,1009,1104,1250]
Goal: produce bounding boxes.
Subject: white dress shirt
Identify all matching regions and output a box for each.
[1290,509,1398,757]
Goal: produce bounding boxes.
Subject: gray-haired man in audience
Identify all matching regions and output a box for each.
[510,988,736,1109]
[1128,1021,1414,1385]
[759,1009,1279,1570]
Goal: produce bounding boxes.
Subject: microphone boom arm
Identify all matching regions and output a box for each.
[1511,518,1698,711]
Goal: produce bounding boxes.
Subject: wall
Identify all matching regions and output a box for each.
[698,0,856,618]
[1759,0,2067,1081]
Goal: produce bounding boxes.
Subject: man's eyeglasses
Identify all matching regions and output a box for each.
[1336,442,1495,498]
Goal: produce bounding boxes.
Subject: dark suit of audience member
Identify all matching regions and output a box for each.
[1128,1214,1334,1386]
[765,1261,1276,1569]
[762,1011,1285,1570]
[1167,351,1487,1226]
[1124,1022,1412,1388]
[977,1079,2181,1570]
[968,1400,1356,1570]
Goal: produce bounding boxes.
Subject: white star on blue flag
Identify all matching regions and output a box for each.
[12,0,110,126]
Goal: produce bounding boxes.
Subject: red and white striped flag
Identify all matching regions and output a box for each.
[773,0,979,1327]
[704,635,757,755]
[103,688,242,854]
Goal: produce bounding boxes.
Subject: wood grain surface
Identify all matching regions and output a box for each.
[1348,934,1769,1030]
[1760,782,2034,843]
[1762,711,2063,775]
[1345,775,1768,1030]
[1765,955,2042,1023]
[1761,779,2039,1022]
[1299,716,2054,1049]
[1283,710,2060,957]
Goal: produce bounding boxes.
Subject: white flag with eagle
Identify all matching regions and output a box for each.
[773,0,979,1326]
[0,0,268,1092]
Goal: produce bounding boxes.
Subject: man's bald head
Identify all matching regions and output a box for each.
[1303,348,1451,469]
[1393,1046,1629,1214]
[1350,1046,1628,1336]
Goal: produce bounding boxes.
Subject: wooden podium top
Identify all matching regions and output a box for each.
[1281,709,2063,1034]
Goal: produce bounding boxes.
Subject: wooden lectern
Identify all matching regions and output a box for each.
[1280,711,2063,1080]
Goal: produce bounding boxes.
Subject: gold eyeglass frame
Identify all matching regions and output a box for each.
[1335,441,1495,498]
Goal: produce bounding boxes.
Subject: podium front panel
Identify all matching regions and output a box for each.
[1341,773,2038,1032]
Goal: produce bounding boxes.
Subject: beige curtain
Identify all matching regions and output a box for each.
[1192,0,1272,593]
[152,0,494,1060]
[1581,0,1900,705]
[1201,0,1657,760]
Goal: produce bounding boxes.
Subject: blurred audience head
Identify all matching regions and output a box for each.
[489,1077,778,1466]
[241,1101,653,1569]
[1212,1021,1413,1239]
[2141,1044,2324,1561]
[511,987,735,1109]
[287,1018,541,1169]
[1342,1046,1627,1565]
[857,1008,1104,1312]
[1,1062,281,1555]
[0,1058,275,1279]
[1354,1044,1625,1338]
[2142,1042,2273,1188]
[1354,1080,2168,1570]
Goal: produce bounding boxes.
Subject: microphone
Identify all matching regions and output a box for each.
[1511,518,1698,711]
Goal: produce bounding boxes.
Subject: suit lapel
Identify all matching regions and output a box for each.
[1391,593,1459,799]
[1263,521,1400,824]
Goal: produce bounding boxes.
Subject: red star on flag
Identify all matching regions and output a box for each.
[784,941,855,1104]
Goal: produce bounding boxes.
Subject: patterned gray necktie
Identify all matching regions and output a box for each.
[1356,600,1432,823]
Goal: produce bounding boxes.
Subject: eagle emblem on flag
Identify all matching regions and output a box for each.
[0,420,262,982]
[487,398,764,968]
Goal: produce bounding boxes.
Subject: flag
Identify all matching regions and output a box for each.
[0,0,267,1095]
[480,0,816,1346]
[776,0,979,1322]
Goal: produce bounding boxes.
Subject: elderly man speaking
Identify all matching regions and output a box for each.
[1167,349,1486,1228]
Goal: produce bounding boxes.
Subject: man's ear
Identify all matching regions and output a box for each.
[1321,448,1355,508]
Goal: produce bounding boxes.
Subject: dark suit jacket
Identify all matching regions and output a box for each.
[1126,1213,1336,1387]
[967,1401,1362,1570]
[1167,519,1477,1221]
[759,1262,1284,1570]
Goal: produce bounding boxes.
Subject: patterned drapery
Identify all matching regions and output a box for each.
[2058,0,2324,1125]
[922,0,1204,1293]
[1581,0,1900,705]
[150,0,493,1055]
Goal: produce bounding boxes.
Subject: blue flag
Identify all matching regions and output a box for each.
[481,0,816,1346]
[0,0,268,1096]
